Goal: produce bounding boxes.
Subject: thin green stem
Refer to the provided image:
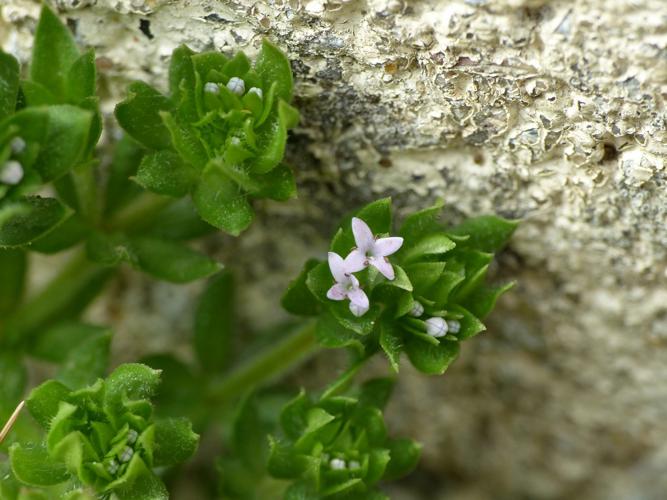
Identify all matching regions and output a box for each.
[207,321,319,407]
[107,193,173,233]
[3,250,114,345]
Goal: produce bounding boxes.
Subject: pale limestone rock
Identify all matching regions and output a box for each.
[3,0,667,498]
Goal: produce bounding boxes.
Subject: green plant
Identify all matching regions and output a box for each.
[0,6,518,499]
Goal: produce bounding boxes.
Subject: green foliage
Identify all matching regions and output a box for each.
[10,364,199,499]
[115,40,300,235]
[283,199,517,375]
[267,388,419,499]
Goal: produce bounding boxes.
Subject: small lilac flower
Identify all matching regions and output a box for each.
[409,300,424,317]
[326,252,369,317]
[227,77,245,95]
[204,82,220,94]
[329,458,346,470]
[447,319,461,334]
[0,161,23,185]
[346,217,403,280]
[247,87,263,99]
[425,317,448,338]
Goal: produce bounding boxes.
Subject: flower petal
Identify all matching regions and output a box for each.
[327,283,347,301]
[328,252,347,283]
[351,217,374,252]
[372,257,395,280]
[344,249,367,273]
[373,237,403,257]
[347,287,369,317]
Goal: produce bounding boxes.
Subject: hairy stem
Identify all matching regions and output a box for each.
[207,321,319,407]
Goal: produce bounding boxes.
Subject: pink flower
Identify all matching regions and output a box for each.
[345,217,403,280]
[326,252,369,317]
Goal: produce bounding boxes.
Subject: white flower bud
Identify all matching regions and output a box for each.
[425,317,448,338]
[247,87,263,99]
[1,161,24,185]
[226,77,245,95]
[119,446,134,463]
[330,458,346,470]
[127,429,138,444]
[10,137,26,154]
[447,319,461,334]
[409,300,424,317]
[107,459,119,475]
[204,82,220,94]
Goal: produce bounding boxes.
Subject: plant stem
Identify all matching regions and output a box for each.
[3,251,113,345]
[107,193,173,233]
[207,321,319,407]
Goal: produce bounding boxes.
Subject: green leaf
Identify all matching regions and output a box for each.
[280,390,309,440]
[145,198,215,241]
[86,231,134,267]
[223,52,251,79]
[255,39,293,102]
[31,6,79,100]
[104,363,161,414]
[194,272,234,372]
[399,200,444,243]
[19,79,57,106]
[25,380,71,429]
[139,354,201,420]
[0,51,19,121]
[450,250,493,302]
[249,100,298,174]
[461,282,514,320]
[448,305,486,340]
[399,233,456,264]
[232,396,266,473]
[379,319,402,372]
[358,378,395,411]
[0,196,70,248]
[160,111,208,168]
[0,249,26,315]
[168,45,197,122]
[30,213,88,254]
[282,259,321,316]
[104,135,145,215]
[34,105,93,181]
[314,311,362,349]
[130,236,222,283]
[252,162,297,201]
[114,81,172,150]
[57,329,111,389]
[153,418,199,467]
[65,49,97,103]
[0,353,26,421]
[9,443,69,487]
[193,165,253,236]
[383,438,421,480]
[404,336,460,375]
[448,215,518,252]
[267,438,314,479]
[110,454,168,500]
[134,150,197,197]
[403,262,445,297]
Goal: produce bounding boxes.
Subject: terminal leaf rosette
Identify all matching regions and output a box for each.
[9,364,199,499]
[282,198,517,375]
[267,382,420,499]
[115,40,299,236]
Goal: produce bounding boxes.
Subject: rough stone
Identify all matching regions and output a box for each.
[3,0,667,498]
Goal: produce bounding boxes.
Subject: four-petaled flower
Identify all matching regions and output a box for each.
[346,217,403,280]
[326,252,369,317]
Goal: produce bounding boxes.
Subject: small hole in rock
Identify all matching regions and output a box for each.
[601,143,618,163]
[379,157,392,168]
[473,152,484,165]
[139,19,154,39]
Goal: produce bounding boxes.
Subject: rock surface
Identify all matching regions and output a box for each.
[3,0,667,498]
